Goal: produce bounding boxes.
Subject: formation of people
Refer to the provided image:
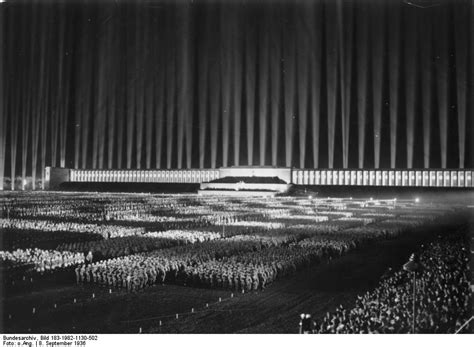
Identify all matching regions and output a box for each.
[74,231,394,292]
[1,218,146,240]
[57,235,184,260]
[0,248,84,272]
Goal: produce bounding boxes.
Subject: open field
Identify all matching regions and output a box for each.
[0,191,472,333]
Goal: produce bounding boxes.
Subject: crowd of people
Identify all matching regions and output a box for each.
[1,218,146,239]
[56,235,184,260]
[0,248,85,272]
[312,232,470,333]
[1,193,453,298]
[145,230,222,243]
[1,228,103,251]
[74,219,434,293]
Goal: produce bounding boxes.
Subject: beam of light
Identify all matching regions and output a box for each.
[325,1,337,169]
[283,4,295,168]
[338,0,353,169]
[155,75,165,169]
[10,100,19,190]
[370,2,383,169]
[209,12,220,169]
[296,3,310,169]
[404,7,417,169]
[106,73,116,170]
[232,6,242,167]
[125,84,135,169]
[454,4,468,169]
[116,84,124,169]
[258,12,269,166]
[81,81,90,168]
[220,5,232,168]
[58,37,70,170]
[471,2,474,168]
[40,24,50,187]
[40,111,48,189]
[31,107,39,190]
[198,10,210,169]
[165,11,176,169]
[420,10,432,169]
[95,8,109,170]
[31,10,47,190]
[80,16,92,170]
[209,67,220,169]
[435,7,448,168]
[152,12,164,170]
[50,10,64,169]
[140,12,151,169]
[388,1,400,169]
[134,7,145,170]
[107,97,117,169]
[184,15,194,170]
[106,12,117,169]
[134,14,145,170]
[8,7,20,189]
[144,79,153,169]
[125,8,137,169]
[176,5,187,169]
[0,4,5,191]
[270,6,281,167]
[356,3,368,169]
[310,1,322,169]
[73,76,81,169]
[245,13,256,166]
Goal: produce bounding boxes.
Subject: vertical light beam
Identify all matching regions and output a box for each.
[232,6,243,167]
[420,10,432,169]
[220,4,232,168]
[0,2,5,190]
[325,2,338,168]
[245,13,256,166]
[310,1,322,169]
[296,3,310,168]
[454,3,468,168]
[404,8,417,169]
[338,0,353,169]
[356,3,368,169]
[258,12,269,166]
[388,1,400,169]
[434,7,448,168]
[198,9,210,169]
[270,6,281,167]
[371,2,384,169]
[209,13,220,169]
[165,9,176,169]
[283,5,296,167]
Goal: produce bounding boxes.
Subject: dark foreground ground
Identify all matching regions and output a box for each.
[2,217,468,334]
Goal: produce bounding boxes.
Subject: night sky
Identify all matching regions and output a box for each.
[0,0,472,188]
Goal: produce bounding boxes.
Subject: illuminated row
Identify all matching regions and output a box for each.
[70,169,220,183]
[292,170,474,187]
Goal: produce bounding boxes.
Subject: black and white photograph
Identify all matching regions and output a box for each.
[0,0,473,339]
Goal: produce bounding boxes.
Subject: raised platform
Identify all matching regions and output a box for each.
[199,182,291,194]
[197,189,283,197]
[198,174,292,196]
[219,166,292,183]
